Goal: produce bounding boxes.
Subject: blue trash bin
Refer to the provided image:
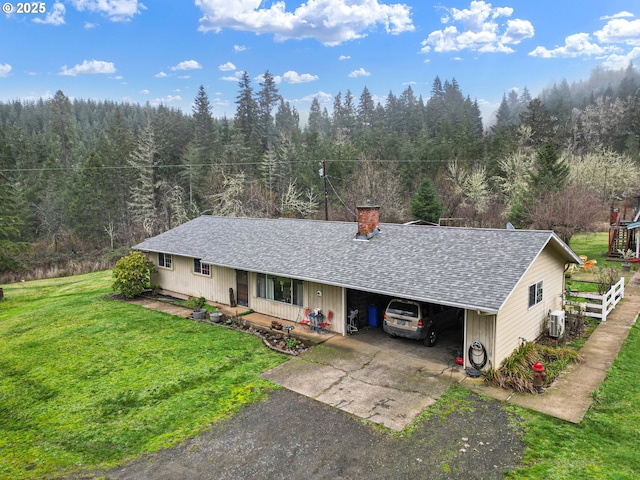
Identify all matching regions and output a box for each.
[368,304,378,327]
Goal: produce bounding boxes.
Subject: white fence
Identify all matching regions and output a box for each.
[565,277,625,322]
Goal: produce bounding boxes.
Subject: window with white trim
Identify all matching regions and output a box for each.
[256,273,303,306]
[193,258,210,276]
[528,280,543,308]
[158,252,172,269]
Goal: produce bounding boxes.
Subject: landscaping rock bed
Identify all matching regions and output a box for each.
[191,311,310,356]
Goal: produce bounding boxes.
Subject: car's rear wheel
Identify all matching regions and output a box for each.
[424,327,437,347]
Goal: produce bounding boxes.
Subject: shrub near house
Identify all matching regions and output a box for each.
[112,251,156,298]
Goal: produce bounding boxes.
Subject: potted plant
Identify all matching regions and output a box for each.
[617,248,635,272]
[190,296,208,319]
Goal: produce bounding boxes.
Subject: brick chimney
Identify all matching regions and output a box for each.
[356,205,380,239]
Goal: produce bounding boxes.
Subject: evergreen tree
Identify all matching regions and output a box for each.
[342,90,356,135]
[528,141,569,193]
[357,86,375,131]
[425,76,445,135]
[49,90,76,171]
[308,97,324,135]
[257,70,280,150]
[68,150,117,247]
[234,71,258,145]
[192,85,215,150]
[0,173,28,271]
[520,98,556,147]
[275,98,299,140]
[495,95,511,127]
[410,176,442,223]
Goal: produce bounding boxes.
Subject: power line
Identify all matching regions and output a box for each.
[325,175,356,218]
[0,156,460,173]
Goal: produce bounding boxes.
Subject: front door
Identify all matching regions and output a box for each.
[236,270,249,307]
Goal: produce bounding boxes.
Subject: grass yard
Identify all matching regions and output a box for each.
[569,232,611,264]
[0,271,288,480]
[506,319,640,479]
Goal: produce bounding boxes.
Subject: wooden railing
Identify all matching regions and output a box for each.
[565,277,625,322]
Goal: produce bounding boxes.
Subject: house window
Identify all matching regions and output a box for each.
[528,280,543,308]
[256,273,303,306]
[158,252,172,269]
[193,259,210,276]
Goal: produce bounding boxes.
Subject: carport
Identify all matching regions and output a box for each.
[345,288,465,350]
[346,288,392,330]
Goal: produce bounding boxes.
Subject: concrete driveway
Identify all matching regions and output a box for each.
[261,327,466,431]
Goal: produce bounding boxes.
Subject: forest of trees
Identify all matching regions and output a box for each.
[1,65,640,277]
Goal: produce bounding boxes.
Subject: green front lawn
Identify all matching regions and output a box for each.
[507,319,640,479]
[0,271,287,480]
[504,231,640,478]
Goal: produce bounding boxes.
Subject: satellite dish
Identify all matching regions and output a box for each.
[506,222,515,230]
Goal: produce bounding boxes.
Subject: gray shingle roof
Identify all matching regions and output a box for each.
[133,216,580,313]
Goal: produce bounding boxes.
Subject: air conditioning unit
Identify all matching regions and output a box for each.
[549,310,565,338]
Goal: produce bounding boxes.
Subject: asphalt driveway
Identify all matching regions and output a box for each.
[261,326,466,431]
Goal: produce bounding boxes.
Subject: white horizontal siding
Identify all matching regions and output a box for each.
[494,246,565,367]
[152,254,214,299]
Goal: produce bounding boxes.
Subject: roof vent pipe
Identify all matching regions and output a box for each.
[356,205,380,240]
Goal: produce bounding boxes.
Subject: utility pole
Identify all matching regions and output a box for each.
[320,158,328,221]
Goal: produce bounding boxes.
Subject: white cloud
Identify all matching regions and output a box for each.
[421,0,533,54]
[529,33,608,58]
[348,67,370,78]
[233,44,247,52]
[171,60,202,71]
[151,95,182,106]
[84,22,97,29]
[211,98,230,108]
[33,2,65,25]
[220,71,244,82]
[0,64,12,77]
[595,17,640,46]
[155,71,168,78]
[69,0,144,22]
[295,91,334,104]
[218,61,236,71]
[600,11,634,21]
[502,18,534,44]
[602,47,640,70]
[59,59,116,76]
[529,12,640,68]
[139,89,150,95]
[195,0,414,46]
[283,71,318,83]
[492,7,512,19]
[339,55,351,60]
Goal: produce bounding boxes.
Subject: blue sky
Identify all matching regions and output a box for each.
[2,0,640,125]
